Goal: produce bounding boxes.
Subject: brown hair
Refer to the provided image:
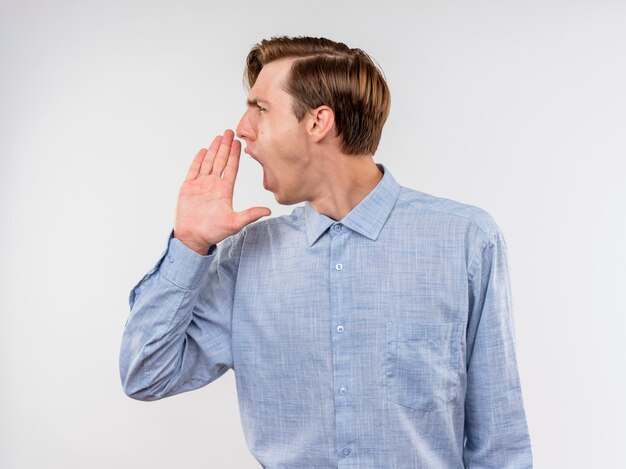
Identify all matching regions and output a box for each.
[244,36,391,156]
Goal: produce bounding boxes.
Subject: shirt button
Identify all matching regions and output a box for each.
[336,325,344,334]
[339,387,347,395]
[335,263,343,270]
[332,224,342,232]
[343,447,351,456]
[167,255,174,263]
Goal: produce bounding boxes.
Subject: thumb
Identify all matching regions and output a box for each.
[235,207,272,228]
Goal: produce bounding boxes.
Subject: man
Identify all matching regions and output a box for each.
[120,36,532,468]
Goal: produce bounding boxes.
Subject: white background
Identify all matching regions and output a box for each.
[1,1,625,467]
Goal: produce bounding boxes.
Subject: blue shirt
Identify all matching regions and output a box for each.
[119,163,532,468]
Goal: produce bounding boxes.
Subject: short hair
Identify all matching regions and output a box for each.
[244,35,391,156]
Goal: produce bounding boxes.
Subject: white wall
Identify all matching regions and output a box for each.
[1,0,624,467]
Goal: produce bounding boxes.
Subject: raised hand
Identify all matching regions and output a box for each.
[173,129,271,255]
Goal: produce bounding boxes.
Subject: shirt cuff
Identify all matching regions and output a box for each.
[159,231,217,290]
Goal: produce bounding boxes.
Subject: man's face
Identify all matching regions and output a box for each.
[236,58,313,205]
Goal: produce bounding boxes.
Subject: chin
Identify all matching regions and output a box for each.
[273,193,289,205]
[274,193,303,206]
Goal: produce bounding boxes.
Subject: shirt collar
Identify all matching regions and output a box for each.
[303,163,401,247]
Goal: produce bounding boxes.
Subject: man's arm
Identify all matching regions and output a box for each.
[463,229,533,468]
[118,228,243,400]
[119,129,269,400]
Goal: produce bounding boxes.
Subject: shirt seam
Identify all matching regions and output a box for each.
[467,230,499,282]
[223,228,247,372]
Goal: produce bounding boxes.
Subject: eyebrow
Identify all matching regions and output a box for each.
[246,97,270,107]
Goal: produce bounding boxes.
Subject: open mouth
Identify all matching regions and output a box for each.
[245,149,268,188]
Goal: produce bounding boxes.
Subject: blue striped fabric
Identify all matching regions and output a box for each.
[120,163,532,468]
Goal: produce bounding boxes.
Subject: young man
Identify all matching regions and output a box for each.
[120,36,532,468]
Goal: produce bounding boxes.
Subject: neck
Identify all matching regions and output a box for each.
[307,154,383,221]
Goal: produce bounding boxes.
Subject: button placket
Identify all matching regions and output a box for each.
[329,222,356,458]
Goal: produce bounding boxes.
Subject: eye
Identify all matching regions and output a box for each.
[257,105,266,112]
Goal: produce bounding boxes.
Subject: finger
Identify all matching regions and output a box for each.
[222,139,241,186]
[185,148,208,181]
[199,135,223,175]
[211,129,234,177]
[234,206,272,228]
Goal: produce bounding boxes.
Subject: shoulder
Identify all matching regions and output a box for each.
[394,185,502,241]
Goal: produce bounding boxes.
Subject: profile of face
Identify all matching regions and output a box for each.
[236,59,315,205]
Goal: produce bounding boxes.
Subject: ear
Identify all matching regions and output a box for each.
[306,105,335,143]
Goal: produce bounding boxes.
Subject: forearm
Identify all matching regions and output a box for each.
[119,233,227,401]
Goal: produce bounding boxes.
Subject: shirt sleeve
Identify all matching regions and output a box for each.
[463,228,533,468]
[119,228,244,401]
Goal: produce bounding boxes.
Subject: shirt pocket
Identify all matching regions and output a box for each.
[385,322,464,412]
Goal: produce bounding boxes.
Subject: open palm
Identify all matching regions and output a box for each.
[174,129,271,254]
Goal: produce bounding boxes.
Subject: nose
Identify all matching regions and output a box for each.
[236,109,256,142]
